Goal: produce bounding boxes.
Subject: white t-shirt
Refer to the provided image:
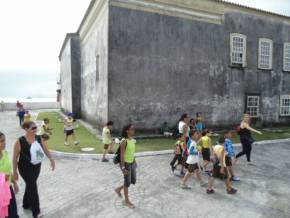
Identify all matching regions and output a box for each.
[64,118,74,131]
[178,121,189,137]
[186,141,199,165]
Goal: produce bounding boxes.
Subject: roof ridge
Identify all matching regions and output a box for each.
[214,0,290,20]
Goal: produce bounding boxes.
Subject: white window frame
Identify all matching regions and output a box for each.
[280,95,290,116]
[258,38,273,70]
[283,43,290,71]
[246,95,260,118]
[230,33,247,67]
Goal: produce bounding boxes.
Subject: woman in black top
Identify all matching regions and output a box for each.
[236,114,262,165]
[12,122,55,218]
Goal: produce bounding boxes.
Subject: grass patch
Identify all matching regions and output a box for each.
[37,112,290,154]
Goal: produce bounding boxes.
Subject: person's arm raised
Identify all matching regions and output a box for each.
[243,122,262,135]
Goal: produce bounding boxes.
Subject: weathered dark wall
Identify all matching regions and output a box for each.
[70,36,82,118]
[108,6,290,131]
[80,5,109,128]
[60,38,73,114]
[59,35,82,118]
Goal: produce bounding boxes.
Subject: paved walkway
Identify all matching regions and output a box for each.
[1,111,290,218]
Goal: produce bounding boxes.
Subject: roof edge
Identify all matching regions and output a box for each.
[58,33,78,61]
[215,0,290,21]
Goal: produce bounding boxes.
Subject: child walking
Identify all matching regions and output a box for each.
[224,130,240,181]
[181,130,207,189]
[199,130,213,173]
[170,139,183,173]
[206,136,237,195]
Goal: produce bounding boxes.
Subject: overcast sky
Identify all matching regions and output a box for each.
[0,0,289,98]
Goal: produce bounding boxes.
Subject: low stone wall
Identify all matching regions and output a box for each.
[1,102,60,111]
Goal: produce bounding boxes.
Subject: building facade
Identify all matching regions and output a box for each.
[59,0,290,131]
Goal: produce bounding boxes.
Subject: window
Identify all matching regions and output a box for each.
[258,38,273,70]
[246,95,260,117]
[280,95,290,116]
[230,33,247,67]
[96,55,99,81]
[283,43,290,71]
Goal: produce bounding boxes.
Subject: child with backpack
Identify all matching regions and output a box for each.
[180,130,207,189]
[170,139,183,173]
[206,136,237,195]
[199,130,213,173]
[224,130,240,181]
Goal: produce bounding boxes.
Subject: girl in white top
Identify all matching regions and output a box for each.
[181,130,207,189]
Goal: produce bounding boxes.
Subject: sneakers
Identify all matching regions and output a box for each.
[231,176,240,182]
[180,183,191,189]
[227,188,237,195]
[206,189,215,194]
[102,158,109,162]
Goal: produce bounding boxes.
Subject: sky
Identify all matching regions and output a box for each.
[0,0,290,98]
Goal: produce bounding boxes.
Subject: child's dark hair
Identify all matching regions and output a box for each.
[225,130,232,135]
[190,118,195,124]
[44,118,49,122]
[121,124,133,139]
[179,113,189,122]
[0,131,4,138]
[107,121,114,126]
[202,129,210,136]
[22,121,35,130]
[218,136,226,144]
[189,129,197,137]
[41,134,50,141]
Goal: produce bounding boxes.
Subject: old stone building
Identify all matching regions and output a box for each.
[59,0,290,132]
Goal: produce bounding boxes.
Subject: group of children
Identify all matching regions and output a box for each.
[170,113,240,195]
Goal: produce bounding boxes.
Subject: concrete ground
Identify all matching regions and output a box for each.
[1,111,290,218]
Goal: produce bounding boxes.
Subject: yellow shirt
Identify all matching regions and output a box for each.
[201,135,211,148]
[213,145,226,166]
[24,114,31,123]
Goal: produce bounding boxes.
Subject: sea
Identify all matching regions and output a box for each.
[0,97,56,103]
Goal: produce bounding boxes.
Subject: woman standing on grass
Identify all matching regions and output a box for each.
[0,131,19,218]
[12,121,55,218]
[115,124,137,209]
[236,114,262,165]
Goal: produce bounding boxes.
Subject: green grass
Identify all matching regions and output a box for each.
[37,112,290,154]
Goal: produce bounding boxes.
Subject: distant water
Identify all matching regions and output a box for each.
[0,97,56,103]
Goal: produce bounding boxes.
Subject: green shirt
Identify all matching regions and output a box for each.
[0,150,12,184]
[124,138,136,163]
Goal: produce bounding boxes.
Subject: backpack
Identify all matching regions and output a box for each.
[236,125,241,135]
[172,123,181,139]
[113,139,127,165]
